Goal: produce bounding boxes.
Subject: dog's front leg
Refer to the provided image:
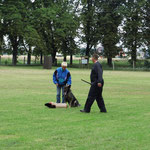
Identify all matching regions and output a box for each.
[69,104,71,108]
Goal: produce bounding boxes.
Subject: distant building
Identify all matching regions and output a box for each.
[56,52,62,57]
[96,46,104,55]
[137,51,145,59]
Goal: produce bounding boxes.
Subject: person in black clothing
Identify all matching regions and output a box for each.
[80,54,107,113]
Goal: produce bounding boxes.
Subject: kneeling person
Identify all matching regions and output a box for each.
[53,62,71,103]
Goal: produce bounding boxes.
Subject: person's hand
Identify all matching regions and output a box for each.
[56,83,58,86]
[97,83,102,87]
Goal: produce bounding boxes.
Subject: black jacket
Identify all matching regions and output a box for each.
[90,61,104,85]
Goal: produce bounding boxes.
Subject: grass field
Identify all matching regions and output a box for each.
[0,66,150,150]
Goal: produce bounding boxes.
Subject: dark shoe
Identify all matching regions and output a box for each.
[100,109,107,113]
[80,109,90,113]
[45,103,56,108]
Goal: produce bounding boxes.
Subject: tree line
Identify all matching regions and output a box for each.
[0,0,150,66]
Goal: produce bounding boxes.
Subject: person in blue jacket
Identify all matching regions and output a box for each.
[53,62,71,103]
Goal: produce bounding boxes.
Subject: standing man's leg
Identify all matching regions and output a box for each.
[56,86,61,103]
[84,96,96,112]
[62,86,65,103]
[96,86,107,112]
[84,85,97,112]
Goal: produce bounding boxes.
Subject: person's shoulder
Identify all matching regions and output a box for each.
[56,67,62,71]
[92,62,97,68]
[65,68,70,73]
[97,61,102,66]
[94,61,100,66]
[95,61,102,68]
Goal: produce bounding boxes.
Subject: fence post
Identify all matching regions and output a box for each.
[0,56,1,65]
[79,59,80,68]
[133,61,135,71]
[113,61,115,70]
[24,57,26,65]
[35,57,36,64]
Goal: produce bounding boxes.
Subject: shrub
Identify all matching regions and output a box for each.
[144,60,150,68]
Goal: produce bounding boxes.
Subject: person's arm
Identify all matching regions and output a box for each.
[66,72,71,85]
[53,70,58,85]
[96,64,103,87]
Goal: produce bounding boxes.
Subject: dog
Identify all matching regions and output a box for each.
[64,85,81,107]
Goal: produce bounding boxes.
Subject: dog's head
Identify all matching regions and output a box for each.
[72,100,79,107]
[64,85,71,96]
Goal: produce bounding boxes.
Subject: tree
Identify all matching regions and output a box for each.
[20,0,43,65]
[1,0,26,65]
[143,0,150,51]
[32,0,79,65]
[81,0,100,59]
[97,0,124,67]
[32,0,62,64]
[21,26,42,65]
[58,1,79,64]
[0,2,3,54]
[122,0,145,65]
[80,0,123,66]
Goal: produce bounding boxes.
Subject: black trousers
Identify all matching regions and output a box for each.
[84,83,106,112]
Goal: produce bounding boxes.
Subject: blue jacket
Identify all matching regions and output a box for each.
[53,67,71,86]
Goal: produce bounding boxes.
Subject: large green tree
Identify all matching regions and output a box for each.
[80,0,123,66]
[80,0,100,59]
[0,1,3,54]
[32,0,79,65]
[143,0,150,50]
[20,0,43,65]
[97,0,124,67]
[58,1,79,64]
[32,0,63,64]
[122,0,145,65]
[1,0,27,65]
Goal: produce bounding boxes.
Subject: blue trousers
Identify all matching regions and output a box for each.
[56,86,65,103]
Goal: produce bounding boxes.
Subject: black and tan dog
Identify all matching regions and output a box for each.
[64,85,81,107]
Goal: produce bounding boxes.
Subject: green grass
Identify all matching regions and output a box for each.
[0,66,150,150]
